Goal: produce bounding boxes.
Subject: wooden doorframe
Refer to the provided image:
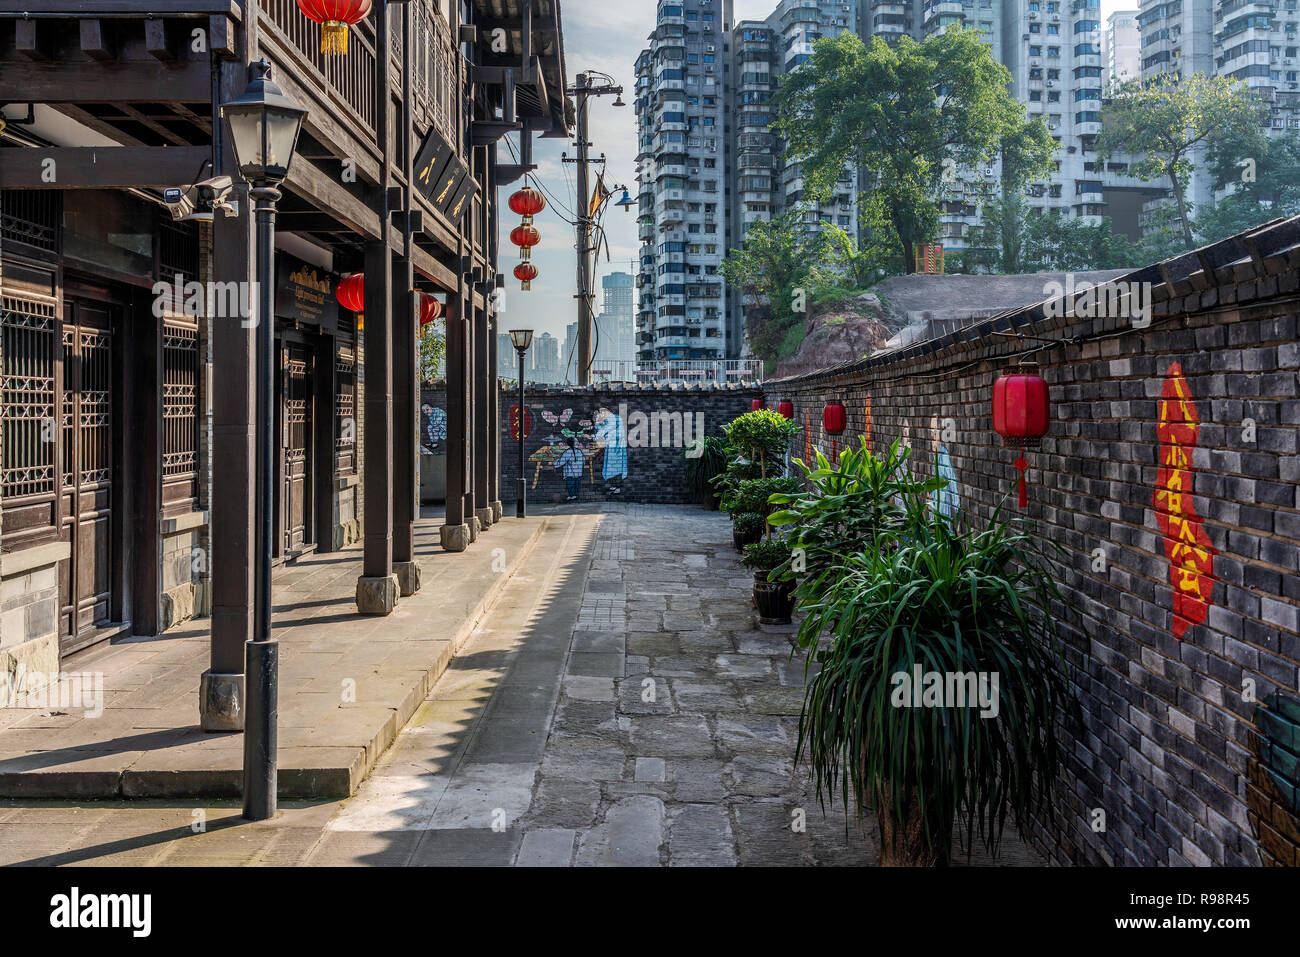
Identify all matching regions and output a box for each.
[275,325,318,560]
[57,274,148,650]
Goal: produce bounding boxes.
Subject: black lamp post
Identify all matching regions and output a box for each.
[509,329,533,518]
[219,57,306,822]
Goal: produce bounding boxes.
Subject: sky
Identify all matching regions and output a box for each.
[498,0,1125,347]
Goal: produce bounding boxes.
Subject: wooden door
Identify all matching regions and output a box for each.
[280,341,312,555]
[58,299,116,653]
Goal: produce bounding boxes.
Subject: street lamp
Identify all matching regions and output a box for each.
[220,57,306,822]
[509,329,533,518]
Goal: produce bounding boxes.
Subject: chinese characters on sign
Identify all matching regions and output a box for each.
[1153,362,1216,640]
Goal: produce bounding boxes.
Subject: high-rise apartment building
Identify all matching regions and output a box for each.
[635,0,734,364]
[595,271,636,364]
[1106,9,1141,87]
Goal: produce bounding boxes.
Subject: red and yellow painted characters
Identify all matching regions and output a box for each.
[1153,362,1216,639]
[864,394,873,449]
[804,411,813,463]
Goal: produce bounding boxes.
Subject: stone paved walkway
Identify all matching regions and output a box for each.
[0,504,1045,866]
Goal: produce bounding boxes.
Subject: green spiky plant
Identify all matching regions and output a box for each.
[683,435,728,509]
[780,443,1076,866]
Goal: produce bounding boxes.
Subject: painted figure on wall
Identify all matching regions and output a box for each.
[421,403,447,453]
[553,436,586,502]
[593,406,627,495]
[933,444,960,519]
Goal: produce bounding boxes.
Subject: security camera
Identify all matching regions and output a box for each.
[163,175,238,222]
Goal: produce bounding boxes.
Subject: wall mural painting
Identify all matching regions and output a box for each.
[421,403,447,454]
[1153,362,1216,640]
[521,406,629,502]
[933,443,960,519]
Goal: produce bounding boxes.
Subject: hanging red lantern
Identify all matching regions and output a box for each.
[514,261,538,290]
[508,186,546,223]
[296,0,372,55]
[992,361,1050,508]
[751,399,764,411]
[777,400,794,420]
[419,292,442,330]
[337,272,364,329]
[510,223,540,259]
[823,401,847,461]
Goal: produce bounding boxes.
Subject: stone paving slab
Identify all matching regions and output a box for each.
[0,511,547,800]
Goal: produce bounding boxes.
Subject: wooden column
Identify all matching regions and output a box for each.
[202,9,258,731]
[391,0,419,594]
[356,0,397,614]
[439,286,471,551]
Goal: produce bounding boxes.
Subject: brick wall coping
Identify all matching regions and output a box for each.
[767,215,1300,389]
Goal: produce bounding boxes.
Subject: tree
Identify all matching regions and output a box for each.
[1198,127,1300,244]
[772,28,1054,273]
[720,210,837,363]
[1097,73,1265,250]
[959,195,1138,273]
[419,320,446,383]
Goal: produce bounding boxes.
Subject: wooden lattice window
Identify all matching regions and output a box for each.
[162,320,200,511]
[1,293,59,544]
[336,358,356,475]
[158,220,199,286]
[0,190,60,253]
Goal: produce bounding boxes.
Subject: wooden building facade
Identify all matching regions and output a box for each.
[0,0,569,728]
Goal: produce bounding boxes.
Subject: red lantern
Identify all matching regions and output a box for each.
[751,399,764,411]
[337,273,364,329]
[508,186,546,223]
[419,292,442,329]
[510,223,540,259]
[297,0,372,55]
[514,261,538,291]
[992,362,1050,508]
[823,401,847,461]
[777,400,794,420]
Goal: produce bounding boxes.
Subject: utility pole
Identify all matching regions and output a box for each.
[564,71,623,386]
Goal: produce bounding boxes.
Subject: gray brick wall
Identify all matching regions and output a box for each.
[422,382,760,505]
[766,219,1300,866]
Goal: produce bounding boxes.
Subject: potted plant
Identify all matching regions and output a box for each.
[791,474,1076,866]
[731,511,765,551]
[742,538,795,624]
[684,434,728,509]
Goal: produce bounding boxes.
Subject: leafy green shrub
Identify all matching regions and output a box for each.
[683,435,727,509]
[731,512,765,537]
[768,438,929,594]
[742,538,792,574]
[722,409,801,474]
[723,476,802,517]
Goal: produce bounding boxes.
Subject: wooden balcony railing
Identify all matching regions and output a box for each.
[257,0,455,153]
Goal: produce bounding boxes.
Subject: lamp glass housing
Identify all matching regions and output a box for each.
[220,60,307,186]
[509,329,534,352]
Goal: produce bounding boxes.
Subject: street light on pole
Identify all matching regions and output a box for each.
[509,329,533,518]
[219,57,306,822]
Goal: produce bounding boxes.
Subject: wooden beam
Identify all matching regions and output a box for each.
[16,20,48,61]
[411,243,456,292]
[5,0,240,16]
[282,160,381,241]
[145,18,176,62]
[79,19,114,61]
[0,59,211,102]
[0,145,211,188]
[208,14,236,59]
